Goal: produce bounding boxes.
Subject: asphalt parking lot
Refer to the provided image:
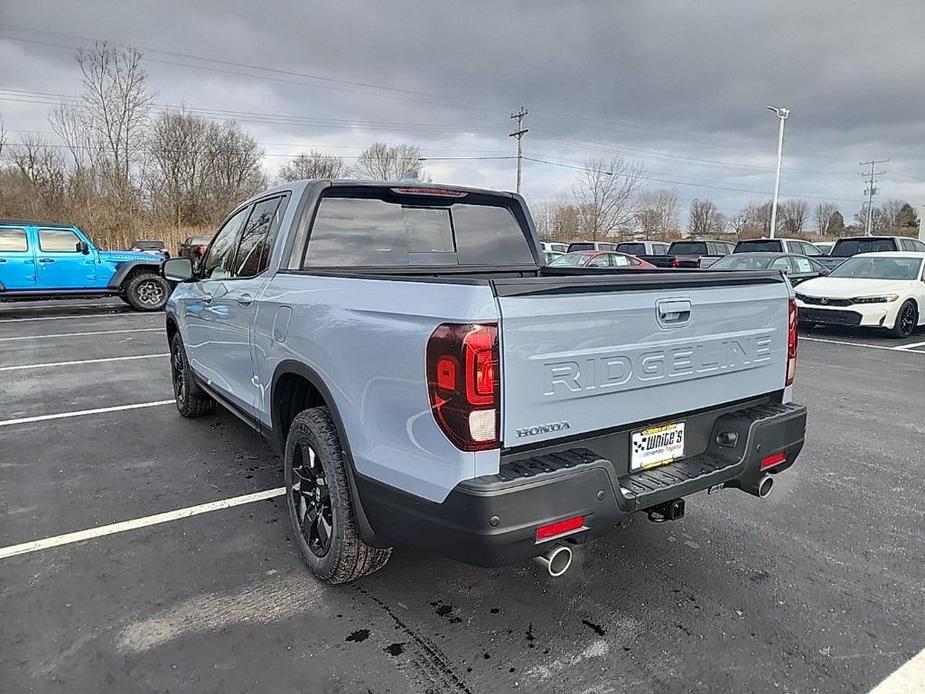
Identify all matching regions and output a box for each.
[1,298,923,694]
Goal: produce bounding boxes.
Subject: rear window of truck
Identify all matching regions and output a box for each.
[669,241,708,255]
[830,238,897,257]
[303,192,535,268]
[735,239,782,253]
[616,242,646,255]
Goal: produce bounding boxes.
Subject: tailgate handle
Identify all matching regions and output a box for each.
[657,299,692,326]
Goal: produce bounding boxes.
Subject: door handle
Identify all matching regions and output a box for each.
[236,293,253,306]
[38,258,55,264]
[0,258,6,263]
[656,299,692,326]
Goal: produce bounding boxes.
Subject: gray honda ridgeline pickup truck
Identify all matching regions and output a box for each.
[163,180,806,584]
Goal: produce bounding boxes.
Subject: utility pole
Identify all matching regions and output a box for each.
[918,205,925,242]
[766,106,789,239]
[509,106,528,194]
[859,159,888,236]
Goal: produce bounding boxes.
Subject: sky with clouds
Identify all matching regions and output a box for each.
[1,0,924,227]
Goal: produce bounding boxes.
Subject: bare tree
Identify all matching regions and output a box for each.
[573,157,644,240]
[76,42,154,196]
[854,203,886,234]
[779,198,809,234]
[688,199,726,236]
[879,199,905,231]
[635,188,680,239]
[814,202,838,236]
[146,110,213,226]
[49,101,101,174]
[0,117,6,159]
[728,210,747,237]
[356,142,423,180]
[11,136,68,216]
[278,151,347,182]
[738,200,773,238]
[201,121,264,222]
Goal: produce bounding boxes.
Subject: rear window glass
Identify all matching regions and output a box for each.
[0,228,28,252]
[735,240,782,253]
[669,241,708,255]
[303,194,534,267]
[710,254,773,270]
[567,243,594,252]
[831,238,896,257]
[616,242,646,255]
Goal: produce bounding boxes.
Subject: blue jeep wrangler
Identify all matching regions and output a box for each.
[0,219,170,311]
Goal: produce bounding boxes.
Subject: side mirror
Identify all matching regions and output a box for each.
[819,268,830,276]
[163,257,194,283]
[77,240,90,255]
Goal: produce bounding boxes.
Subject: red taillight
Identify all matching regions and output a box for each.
[536,515,585,542]
[761,451,787,470]
[391,187,467,198]
[427,323,499,451]
[672,257,681,268]
[197,244,206,254]
[786,297,798,386]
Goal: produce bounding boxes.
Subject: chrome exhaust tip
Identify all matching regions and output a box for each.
[757,474,774,499]
[534,544,573,577]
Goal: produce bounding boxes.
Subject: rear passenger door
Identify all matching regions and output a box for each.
[34,227,97,289]
[0,226,36,290]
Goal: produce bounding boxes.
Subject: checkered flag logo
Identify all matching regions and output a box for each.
[633,436,648,453]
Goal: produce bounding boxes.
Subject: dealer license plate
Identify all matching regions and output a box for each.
[631,422,686,471]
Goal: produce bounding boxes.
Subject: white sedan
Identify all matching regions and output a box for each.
[794,251,925,338]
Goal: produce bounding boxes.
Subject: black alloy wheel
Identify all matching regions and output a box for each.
[290,442,334,557]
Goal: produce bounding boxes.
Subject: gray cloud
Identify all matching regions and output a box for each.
[2,0,924,223]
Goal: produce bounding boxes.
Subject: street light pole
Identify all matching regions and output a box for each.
[767,106,789,240]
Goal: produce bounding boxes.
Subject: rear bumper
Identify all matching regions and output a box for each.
[357,401,807,567]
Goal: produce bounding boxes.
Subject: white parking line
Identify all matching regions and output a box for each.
[0,328,162,342]
[801,336,920,353]
[0,353,170,372]
[869,647,925,693]
[0,313,153,323]
[0,400,174,427]
[0,487,286,560]
[892,339,925,351]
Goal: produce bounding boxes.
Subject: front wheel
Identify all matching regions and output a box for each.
[888,300,918,339]
[169,332,214,417]
[124,272,170,311]
[285,407,391,584]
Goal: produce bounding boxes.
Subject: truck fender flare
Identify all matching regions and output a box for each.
[269,360,388,547]
[108,260,164,290]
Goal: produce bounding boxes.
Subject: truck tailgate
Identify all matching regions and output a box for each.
[493,272,790,446]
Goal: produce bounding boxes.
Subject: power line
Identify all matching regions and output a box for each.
[0,22,854,159]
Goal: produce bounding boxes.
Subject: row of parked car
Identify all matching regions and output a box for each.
[542,235,925,338]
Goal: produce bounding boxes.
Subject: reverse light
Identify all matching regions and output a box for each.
[536,516,585,542]
[786,297,798,387]
[761,451,787,470]
[427,323,500,451]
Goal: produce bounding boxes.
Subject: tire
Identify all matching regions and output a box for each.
[285,407,391,584]
[888,300,918,339]
[123,272,170,312]
[169,332,215,417]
